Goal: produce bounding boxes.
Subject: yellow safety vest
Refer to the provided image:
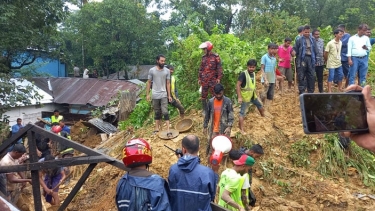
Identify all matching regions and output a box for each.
[171,75,177,99]
[240,71,256,102]
[51,115,63,123]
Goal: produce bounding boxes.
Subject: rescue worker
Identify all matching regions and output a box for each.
[116,138,171,211]
[218,154,255,211]
[203,84,234,155]
[198,41,223,116]
[168,135,218,211]
[51,110,63,125]
[166,65,185,118]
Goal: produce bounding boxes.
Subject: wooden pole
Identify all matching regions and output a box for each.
[28,130,43,211]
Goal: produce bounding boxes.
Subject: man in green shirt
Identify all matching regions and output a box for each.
[218,154,255,211]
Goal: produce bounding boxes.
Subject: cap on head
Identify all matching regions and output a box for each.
[199,41,213,51]
[122,138,152,168]
[233,154,255,166]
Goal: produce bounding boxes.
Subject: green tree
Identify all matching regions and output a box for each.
[61,0,165,77]
[0,0,71,73]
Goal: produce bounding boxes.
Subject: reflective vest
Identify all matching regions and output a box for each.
[51,115,63,123]
[171,75,177,99]
[240,71,256,102]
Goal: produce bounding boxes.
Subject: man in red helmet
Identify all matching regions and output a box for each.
[198,41,223,116]
[116,139,171,211]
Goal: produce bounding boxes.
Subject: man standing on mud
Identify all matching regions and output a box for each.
[203,84,234,154]
[198,41,223,116]
[146,54,173,137]
[293,25,317,94]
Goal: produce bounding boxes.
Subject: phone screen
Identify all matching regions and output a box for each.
[300,93,368,133]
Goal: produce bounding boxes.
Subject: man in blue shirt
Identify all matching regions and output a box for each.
[293,25,317,94]
[347,24,372,86]
[11,118,24,144]
[366,28,375,46]
[59,120,70,134]
[337,24,351,88]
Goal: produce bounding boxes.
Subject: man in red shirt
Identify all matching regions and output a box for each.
[198,41,223,116]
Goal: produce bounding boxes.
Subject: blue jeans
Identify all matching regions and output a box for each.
[240,98,263,117]
[348,56,368,86]
[328,66,343,82]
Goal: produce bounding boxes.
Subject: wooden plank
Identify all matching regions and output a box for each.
[210,202,232,211]
[58,163,97,211]
[0,155,116,173]
[0,124,33,154]
[31,126,128,171]
[28,130,43,211]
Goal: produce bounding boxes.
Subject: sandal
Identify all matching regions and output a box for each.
[166,132,173,138]
[152,130,159,135]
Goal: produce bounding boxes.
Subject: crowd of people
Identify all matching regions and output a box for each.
[116,136,264,211]
[0,110,73,208]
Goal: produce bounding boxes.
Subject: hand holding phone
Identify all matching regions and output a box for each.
[341,85,375,153]
[300,93,368,134]
[362,45,368,50]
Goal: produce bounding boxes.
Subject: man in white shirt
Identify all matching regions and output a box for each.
[83,67,89,79]
[347,24,372,86]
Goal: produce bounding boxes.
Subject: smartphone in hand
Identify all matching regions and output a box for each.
[300,93,368,134]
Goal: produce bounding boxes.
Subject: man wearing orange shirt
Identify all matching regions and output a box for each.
[203,84,234,155]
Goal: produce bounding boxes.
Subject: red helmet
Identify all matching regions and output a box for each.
[122,138,152,168]
[199,41,213,51]
[51,125,62,133]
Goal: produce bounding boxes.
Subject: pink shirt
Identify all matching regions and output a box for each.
[278,45,293,68]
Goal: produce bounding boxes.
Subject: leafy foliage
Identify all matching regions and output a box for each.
[61,0,165,77]
[0,0,71,72]
[118,94,153,130]
[317,134,375,189]
[288,138,319,168]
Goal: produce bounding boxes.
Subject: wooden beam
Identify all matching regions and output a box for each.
[31,126,128,171]
[0,124,33,154]
[28,130,42,211]
[58,163,97,211]
[0,155,117,173]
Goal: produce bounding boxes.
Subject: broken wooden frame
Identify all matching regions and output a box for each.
[0,124,128,211]
[0,124,231,211]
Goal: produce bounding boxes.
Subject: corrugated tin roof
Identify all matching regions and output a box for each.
[31,77,141,106]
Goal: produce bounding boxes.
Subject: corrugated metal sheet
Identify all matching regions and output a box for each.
[32,77,141,106]
[87,118,118,134]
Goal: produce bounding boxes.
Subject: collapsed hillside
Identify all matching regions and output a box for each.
[58,84,375,211]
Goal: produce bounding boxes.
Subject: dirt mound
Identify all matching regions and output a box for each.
[49,83,375,210]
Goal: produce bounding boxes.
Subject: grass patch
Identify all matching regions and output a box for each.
[316,134,375,189]
[288,137,319,168]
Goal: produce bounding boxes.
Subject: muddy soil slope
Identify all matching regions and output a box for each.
[63,83,375,210]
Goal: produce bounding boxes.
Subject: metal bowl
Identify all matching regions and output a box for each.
[175,118,193,133]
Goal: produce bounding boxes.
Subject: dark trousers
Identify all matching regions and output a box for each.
[315,65,324,93]
[169,99,185,115]
[297,56,315,94]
